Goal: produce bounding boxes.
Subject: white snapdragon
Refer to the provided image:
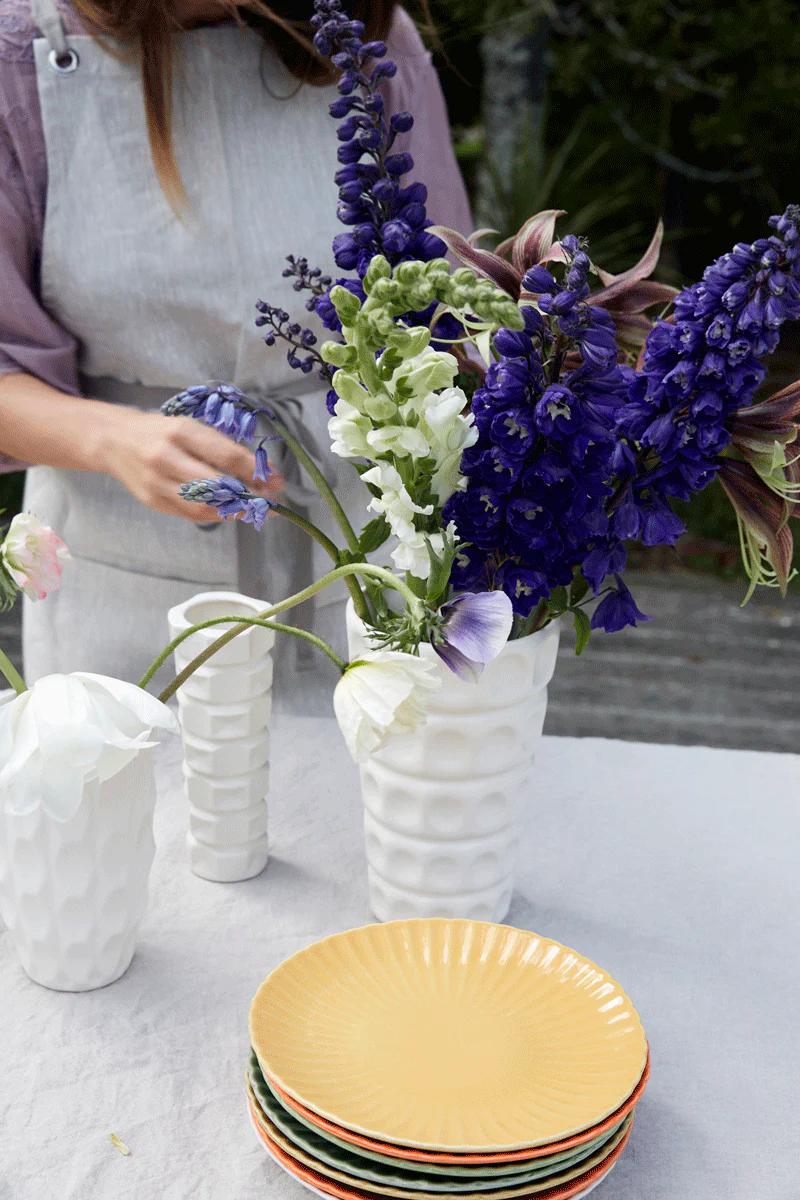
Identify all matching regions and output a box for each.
[361,463,433,543]
[394,346,459,399]
[328,396,373,460]
[419,386,478,503]
[366,424,430,459]
[390,528,449,581]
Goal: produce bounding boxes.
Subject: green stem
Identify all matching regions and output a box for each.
[271,503,340,560]
[0,646,26,695]
[140,562,422,700]
[265,413,361,556]
[273,502,369,621]
[154,616,345,704]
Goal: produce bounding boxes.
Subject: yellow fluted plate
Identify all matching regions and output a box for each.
[249,919,647,1153]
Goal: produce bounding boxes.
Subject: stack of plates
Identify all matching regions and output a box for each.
[247,920,649,1200]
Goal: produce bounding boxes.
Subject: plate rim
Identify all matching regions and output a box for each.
[246,1077,627,1193]
[249,918,648,1153]
[265,1056,648,1165]
[248,1096,633,1200]
[248,1054,628,1177]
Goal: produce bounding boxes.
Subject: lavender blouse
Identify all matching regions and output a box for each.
[0,1,472,469]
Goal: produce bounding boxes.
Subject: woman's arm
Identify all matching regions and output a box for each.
[0,371,277,522]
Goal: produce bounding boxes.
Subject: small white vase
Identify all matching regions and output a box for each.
[0,751,157,991]
[167,591,274,883]
[346,603,560,923]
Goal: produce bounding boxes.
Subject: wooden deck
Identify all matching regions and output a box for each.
[546,571,800,753]
[2,571,798,752]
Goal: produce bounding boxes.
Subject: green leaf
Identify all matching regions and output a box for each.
[572,608,591,656]
[550,585,568,613]
[569,571,589,605]
[358,517,391,555]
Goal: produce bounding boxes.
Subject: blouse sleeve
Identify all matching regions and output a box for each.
[384,7,473,237]
[0,24,81,470]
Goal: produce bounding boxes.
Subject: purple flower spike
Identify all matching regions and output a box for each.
[434,591,514,682]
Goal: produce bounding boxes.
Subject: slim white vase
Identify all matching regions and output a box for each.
[346,603,560,923]
[0,751,157,991]
[167,591,274,883]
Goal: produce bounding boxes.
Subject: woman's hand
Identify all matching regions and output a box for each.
[99,408,282,522]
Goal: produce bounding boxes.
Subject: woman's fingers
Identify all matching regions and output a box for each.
[172,417,283,496]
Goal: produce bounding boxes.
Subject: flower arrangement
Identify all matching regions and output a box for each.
[155,0,800,716]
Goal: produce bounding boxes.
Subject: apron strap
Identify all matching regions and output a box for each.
[30,0,69,60]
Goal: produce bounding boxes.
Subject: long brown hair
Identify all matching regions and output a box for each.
[71,1,396,205]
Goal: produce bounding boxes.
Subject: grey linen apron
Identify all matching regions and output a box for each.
[24,0,357,703]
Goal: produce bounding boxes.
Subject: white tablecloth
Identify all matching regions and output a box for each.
[1,720,798,1200]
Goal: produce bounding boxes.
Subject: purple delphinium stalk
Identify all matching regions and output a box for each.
[616,205,800,521]
[445,236,640,631]
[179,477,273,531]
[432,590,514,681]
[309,0,445,333]
[246,0,445,387]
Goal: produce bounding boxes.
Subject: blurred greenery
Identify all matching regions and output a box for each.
[424,0,800,579]
[0,473,24,522]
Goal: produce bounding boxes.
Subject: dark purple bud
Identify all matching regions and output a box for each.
[384,151,413,177]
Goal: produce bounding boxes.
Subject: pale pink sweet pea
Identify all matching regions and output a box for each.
[0,513,70,602]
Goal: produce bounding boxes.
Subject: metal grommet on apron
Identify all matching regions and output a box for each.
[24,0,365,709]
[47,47,80,72]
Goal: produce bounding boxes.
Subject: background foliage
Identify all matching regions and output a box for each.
[425,0,800,575]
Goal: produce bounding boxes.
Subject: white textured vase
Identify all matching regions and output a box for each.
[346,603,560,923]
[167,591,274,883]
[0,751,157,991]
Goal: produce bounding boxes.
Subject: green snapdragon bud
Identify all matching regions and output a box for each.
[321,340,358,369]
[330,284,362,325]
[363,255,392,291]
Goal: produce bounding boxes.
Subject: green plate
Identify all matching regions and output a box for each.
[248,1055,623,1190]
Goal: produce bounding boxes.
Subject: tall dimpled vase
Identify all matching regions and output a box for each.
[0,751,157,991]
[168,592,274,883]
[346,603,560,922]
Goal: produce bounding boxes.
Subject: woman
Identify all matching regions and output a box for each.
[0,0,470,697]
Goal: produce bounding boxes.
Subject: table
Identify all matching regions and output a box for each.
[1,718,798,1200]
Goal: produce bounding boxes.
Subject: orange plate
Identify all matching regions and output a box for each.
[249,1096,634,1200]
[266,1052,649,1167]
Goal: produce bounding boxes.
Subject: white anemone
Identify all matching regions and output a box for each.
[0,674,178,822]
[333,651,441,762]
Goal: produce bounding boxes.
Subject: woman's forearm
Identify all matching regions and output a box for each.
[0,372,117,472]
[0,371,279,522]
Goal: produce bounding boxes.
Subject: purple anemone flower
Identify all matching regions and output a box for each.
[433,591,514,682]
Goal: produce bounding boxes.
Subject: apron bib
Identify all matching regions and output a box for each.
[25,0,356,700]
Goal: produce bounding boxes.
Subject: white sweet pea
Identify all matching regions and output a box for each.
[333,650,441,762]
[0,674,178,822]
[361,463,434,543]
